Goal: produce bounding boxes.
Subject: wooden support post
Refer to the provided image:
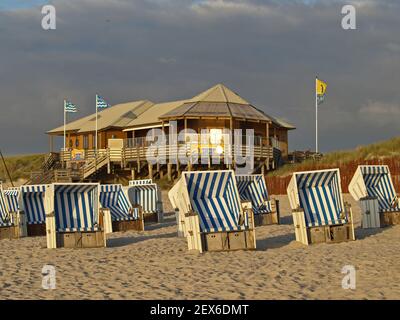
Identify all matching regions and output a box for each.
[177,161,181,177]
[131,168,136,181]
[148,163,153,179]
[156,162,163,179]
[167,163,172,182]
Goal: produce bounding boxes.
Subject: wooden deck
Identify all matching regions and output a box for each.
[41,137,279,182]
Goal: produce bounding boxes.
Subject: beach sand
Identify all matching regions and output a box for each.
[0,193,399,300]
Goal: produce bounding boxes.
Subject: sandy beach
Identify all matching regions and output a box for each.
[0,193,399,300]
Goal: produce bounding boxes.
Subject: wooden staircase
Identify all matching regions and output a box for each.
[81,153,110,180]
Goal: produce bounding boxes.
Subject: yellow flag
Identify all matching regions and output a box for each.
[316,79,327,95]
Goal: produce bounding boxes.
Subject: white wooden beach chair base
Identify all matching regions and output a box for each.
[360,198,400,228]
[56,231,105,248]
[143,211,163,224]
[0,212,27,240]
[0,226,20,240]
[380,211,400,226]
[184,202,257,253]
[46,211,107,249]
[292,204,356,246]
[254,199,280,226]
[202,230,256,252]
[112,219,144,232]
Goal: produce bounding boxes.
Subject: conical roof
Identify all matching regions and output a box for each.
[186,83,249,104]
[159,83,273,122]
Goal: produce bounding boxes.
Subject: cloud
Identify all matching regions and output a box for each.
[0,0,399,154]
[359,101,400,126]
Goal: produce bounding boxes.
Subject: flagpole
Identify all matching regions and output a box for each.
[63,99,66,151]
[315,76,318,154]
[95,94,98,156]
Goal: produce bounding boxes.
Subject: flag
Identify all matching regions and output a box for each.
[64,100,78,113]
[316,78,327,105]
[96,94,111,109]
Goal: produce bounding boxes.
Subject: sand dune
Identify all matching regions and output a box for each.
[0,194,399,300]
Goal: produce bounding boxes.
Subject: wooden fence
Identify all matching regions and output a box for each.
[266,158,400,195]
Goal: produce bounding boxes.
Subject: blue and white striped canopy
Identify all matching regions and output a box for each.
[21,185,47,224]
[0,186,12,227]
[360,166,399,211]
[129,179,153,186]
[184,171,246,233]
[53,184,99,232]
[127,184,159,214]
[4,188,20,213]
[236,175,272,214]
[295,170,346,227]
[99,184,138,221]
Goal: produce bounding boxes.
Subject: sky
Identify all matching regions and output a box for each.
[0,0,399,155]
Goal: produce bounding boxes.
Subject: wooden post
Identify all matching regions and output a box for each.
[131,168,136,181]
[167,163,172,182]
[177,161,181,178]
[148,163,153,179]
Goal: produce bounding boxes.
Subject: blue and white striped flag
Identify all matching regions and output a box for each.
[64,100,78,113]
[96,94,111,109]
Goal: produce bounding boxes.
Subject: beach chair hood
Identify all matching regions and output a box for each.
[235,174,272,214]
[349,165,399,211]
[183,170,246,232]
[51,184,100,232]
[0,184,12,227]
[20,185,48,224]
[99,184,139,221]
[127,183,160,214]
[3,188,20,213]
[287,169,346,227]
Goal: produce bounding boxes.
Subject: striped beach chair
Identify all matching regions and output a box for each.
[0,184,26,240]
[45,183,107,249]
[171,170,256,253]
[287,169,355,245]
[20,185,48,236]
[129,179,153,186]
[4,187,20,213]
[349,165,400,228]
[100,184,144,232]
[127,183,163,223]
[236,174,280,226]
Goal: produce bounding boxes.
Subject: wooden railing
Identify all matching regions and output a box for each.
[60,135,275,171]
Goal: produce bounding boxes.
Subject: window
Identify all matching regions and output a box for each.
[83,135,89,149]
[209,128,223,145]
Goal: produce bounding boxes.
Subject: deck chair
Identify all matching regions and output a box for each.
[129,179,153,186]
[4,187,20,213]
[100,184,144,232]
[349,165,400,228]
[236,174,280,226]
[173,170,256,253]
[20,185,49,236]
[127,183,163,224]
[45,183,107,249]
[0,183,26,240]
[287,169,355,245]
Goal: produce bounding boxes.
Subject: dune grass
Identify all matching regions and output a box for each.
[269,136,400,177]
[0,153,45,183]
